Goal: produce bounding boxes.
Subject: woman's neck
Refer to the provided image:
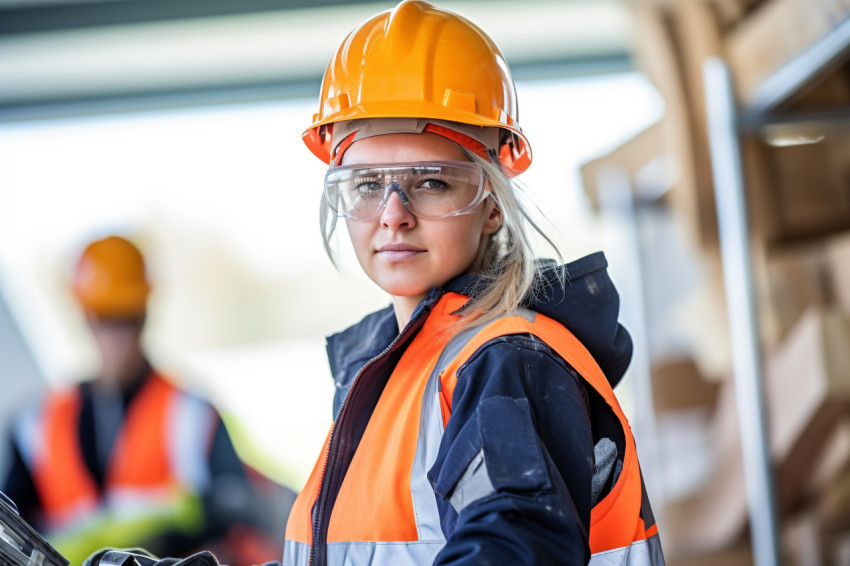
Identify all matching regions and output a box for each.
[392,293,426,330]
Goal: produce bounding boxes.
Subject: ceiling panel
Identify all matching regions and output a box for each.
[0,0,634,118]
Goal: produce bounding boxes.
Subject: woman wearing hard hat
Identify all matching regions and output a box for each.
[76,1,665,565]
[283,1,665,565]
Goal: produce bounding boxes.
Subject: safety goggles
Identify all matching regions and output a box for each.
[324,160,489,220]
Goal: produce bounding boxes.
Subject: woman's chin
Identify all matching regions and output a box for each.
[378,281,431,300]
[386,288,429,300]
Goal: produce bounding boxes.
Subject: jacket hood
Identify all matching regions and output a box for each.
[446,251,633,388]
[326,251,633,416]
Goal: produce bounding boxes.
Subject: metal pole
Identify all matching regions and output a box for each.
[702,58,781,566]
[745,16,850,117]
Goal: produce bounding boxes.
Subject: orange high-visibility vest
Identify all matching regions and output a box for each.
[284,292,663,565]
[19,372,217,532]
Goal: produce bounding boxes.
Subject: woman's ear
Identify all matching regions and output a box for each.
[482,199,503,235]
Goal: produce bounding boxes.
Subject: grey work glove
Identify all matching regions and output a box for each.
[83,548,220,566]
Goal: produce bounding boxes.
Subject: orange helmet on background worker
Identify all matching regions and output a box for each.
[72,235,151,318]
[302,0,532,176]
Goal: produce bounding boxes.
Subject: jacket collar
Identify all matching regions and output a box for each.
[326,251,632,397]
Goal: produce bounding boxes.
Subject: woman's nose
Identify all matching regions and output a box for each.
[380,189,416,229]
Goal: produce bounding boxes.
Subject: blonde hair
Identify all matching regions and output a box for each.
[319,144,562,329]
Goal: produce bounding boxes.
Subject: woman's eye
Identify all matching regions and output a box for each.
[417,179,449,191]
[355,181,383,195]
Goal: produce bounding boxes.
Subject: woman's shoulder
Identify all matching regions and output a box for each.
[454,330,587,402]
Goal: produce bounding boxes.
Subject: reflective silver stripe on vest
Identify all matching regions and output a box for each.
[282,540,310,566]
[168,392,215,492]
[412,323,500,525]
[418,317,540,518]
[12,401,42,471]
[328,541,446,565]
[589,535,665,566]
[448,449,494,514]
[410,353,448,543]
[282,540,445,566]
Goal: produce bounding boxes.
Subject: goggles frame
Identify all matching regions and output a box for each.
[324,160,489,220]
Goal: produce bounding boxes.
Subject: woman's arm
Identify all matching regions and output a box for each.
[428,335,593,565]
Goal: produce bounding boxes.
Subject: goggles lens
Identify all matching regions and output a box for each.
[324,161,488,220]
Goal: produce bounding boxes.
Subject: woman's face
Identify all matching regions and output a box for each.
[340,132,502,308]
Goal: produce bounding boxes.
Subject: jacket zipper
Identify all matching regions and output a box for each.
[309,305,432,566]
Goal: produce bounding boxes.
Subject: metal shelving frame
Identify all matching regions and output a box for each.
[702,17,850,566]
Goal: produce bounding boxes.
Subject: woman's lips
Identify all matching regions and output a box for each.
[376,243,425,261]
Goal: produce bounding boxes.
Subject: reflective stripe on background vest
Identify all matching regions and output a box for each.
[15,372,216,531]
[284,292,664,565]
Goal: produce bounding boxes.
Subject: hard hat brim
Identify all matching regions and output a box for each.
[302,101,532,176]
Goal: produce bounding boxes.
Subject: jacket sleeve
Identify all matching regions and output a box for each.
[207,417,249,479]
[202,416,254,529]
[427,334,594,566]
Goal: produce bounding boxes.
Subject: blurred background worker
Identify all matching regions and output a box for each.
[1,235,285,566]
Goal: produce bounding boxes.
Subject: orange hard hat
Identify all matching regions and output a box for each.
[72,236,150,317]
[302,0,532,176]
